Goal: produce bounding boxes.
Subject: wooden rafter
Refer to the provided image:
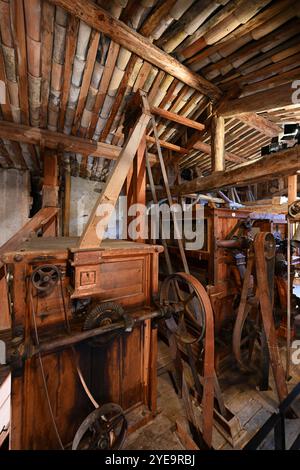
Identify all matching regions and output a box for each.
[236,113,282,138]
[47,0,221,100]
[150,106,205,132]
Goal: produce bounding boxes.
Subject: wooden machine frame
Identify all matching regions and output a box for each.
[0,90,164,449]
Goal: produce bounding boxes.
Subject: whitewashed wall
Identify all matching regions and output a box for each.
[0,170,31,246]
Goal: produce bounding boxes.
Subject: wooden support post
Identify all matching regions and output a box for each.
[134,136,146,242]
[288,175,298,204]
[42,150,58,208]
[211,114,225,173]
[126,136,146,242]
[63,158,71,236]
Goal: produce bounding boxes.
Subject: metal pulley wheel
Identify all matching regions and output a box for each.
[83,301,132,345]
[31,264,60,295]
[72,403,127,450]
[159,273,207,344]
[288,200,300,218]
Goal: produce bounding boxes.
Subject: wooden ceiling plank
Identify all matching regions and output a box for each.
[88,40,120,139]
[40,1,55,128]
[99,55,137,143]
[59,14,79,131]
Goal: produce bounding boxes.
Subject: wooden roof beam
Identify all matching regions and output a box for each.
[47,0,221,101]
[0,120,158,163]
[176,145,300,195]
[218,82,297,117]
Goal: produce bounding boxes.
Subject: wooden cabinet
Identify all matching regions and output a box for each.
[1,238,162,449]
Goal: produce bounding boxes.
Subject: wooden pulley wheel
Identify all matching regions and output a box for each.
[72,403,127,450]
[160,272,215,448]
[159,273,207,344]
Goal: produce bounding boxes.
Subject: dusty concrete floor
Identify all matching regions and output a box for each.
[124,339,300,451]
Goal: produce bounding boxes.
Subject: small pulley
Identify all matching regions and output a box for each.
[83,301,133,345]
[31,264,60,296]
[72,403,127,450]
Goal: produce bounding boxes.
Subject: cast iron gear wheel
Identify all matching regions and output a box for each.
[83,301,125,345]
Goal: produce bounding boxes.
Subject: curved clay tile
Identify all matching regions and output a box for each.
[55,6,68,27]
[68,84,80,108]
[28,74,41,107]
[7,81,19,107]
[108,66,125,97]
[90,62,104,89]
[85,87,98,112]
[24,0,41,42]
[26,36,41,78]
[117,47,132,70]
[53,23,66,64]
[72,57,86,87]
[51,62,63,92]
[2,45,17,82]
[76,22,92,61]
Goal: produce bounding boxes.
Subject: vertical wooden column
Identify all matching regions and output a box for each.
[211,113,225,173]
[63,157,71,236]
[288,175,298,204]
[126,135,147,242]
[42,149,59,208]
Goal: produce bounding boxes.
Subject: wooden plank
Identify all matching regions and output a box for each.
[150,106,205,131]
[219,82,297,116]
[79,93,151,248]
[40,1,55,128]
[59,15,79,131]
[100,55,137,143]
[0,46,13,121]
[148,327,158,413]
[47,0,221,100]
[146,135,187,154]
[177,145,300,195]
[10,0,29,125]
[72,31,100,134]
[0,207,58,262]
[43,150,58,207]
[63,160,71,236]
[0,265,10,330]
[88,41,120,139]
[175,419,200,450]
